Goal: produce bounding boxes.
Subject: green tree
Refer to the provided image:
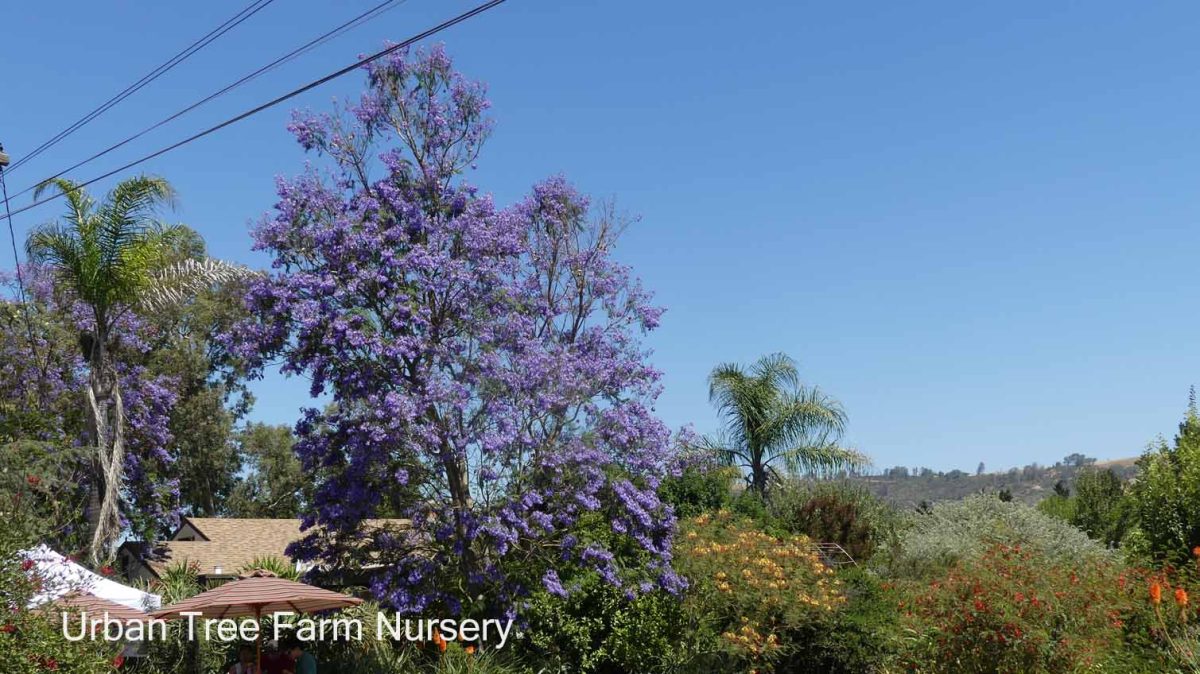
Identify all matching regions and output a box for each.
[1071,467,1131,548]
[226,423,304,518]
[702,353,865,494]
[1129,388,1200,563]
[26,176,250,563]
[144,265,253,517]
[1037,492,1076,523]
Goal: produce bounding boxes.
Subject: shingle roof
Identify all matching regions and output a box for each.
[179,518,303,544]
[132,517,408,578]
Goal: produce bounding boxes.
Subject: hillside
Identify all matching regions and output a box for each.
[850,455,1140,507]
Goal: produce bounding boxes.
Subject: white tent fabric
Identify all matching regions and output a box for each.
[21,545,160,612]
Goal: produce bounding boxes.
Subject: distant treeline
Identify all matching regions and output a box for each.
[839,453,1139,507]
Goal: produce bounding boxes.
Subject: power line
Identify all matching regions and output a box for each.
[1,0,509,222]
[10,0,410,202]
[0,152,44,377]
[6,0,277,174]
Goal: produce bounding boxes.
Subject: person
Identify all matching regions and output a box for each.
[227,644,259,674]
[281,636,317,674]
[262,640,294,674]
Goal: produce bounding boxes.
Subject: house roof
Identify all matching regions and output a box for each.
[179,518,304,545]
[123,517,409,579]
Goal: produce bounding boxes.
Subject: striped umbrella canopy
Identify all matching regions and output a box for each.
[150,570,362,670]
[150,571,362,620]
[53,592,151,623]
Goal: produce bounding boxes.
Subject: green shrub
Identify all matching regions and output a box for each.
[518,573,691,674]
[781,566,901,674]
[768,480,897,563]
[659,464,736,518]
[730,488,773,524]
[1072,467,1133,548]
[311,601,527,674]
[1037,493,1077,522]
[135,562,227,674]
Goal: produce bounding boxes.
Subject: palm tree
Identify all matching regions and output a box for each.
[702,353,866,494]
[26,176,251,564]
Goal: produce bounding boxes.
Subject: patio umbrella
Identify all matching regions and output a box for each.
[151,570,362,671]
[51,593,151,659]
[54,592,151,624]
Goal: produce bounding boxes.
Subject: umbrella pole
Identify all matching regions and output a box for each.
[256,605,262,674]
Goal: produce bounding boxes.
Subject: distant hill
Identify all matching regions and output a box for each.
[847,455,1140,508]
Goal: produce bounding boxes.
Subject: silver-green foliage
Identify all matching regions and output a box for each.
[878,494,1110,578]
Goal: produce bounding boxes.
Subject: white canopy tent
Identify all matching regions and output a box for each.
[21,545,161,612]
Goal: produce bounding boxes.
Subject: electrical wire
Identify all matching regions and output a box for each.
[9,0,410,202]
[1,0,509,221]
[5,0,277,174]
[0,160,44,375]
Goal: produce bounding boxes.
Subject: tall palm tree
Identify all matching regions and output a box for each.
[26,176,251,564]
[703,353,866,495]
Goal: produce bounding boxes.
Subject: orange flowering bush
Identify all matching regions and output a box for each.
[1142,548,1200,672]
[896,543,1135,673]
[675,510,846,673]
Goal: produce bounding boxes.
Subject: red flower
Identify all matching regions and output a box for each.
[1176,588,1189,607]
[41,656,59,670]
[26,475,40,487]
[21,559,34,572]
[1151,582,1163,605]
[112,654,126,668]
[100,565,115,577]
[0,623,15,633]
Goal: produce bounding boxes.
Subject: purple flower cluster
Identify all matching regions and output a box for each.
[235,46,683,616]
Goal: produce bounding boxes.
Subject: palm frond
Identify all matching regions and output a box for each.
[33,178,94,229]
[708,363,761,448]
[750,352,800,391]
[139,258,259,312]
[98,176,175,281]
[768,387,847,449]
[694,433,750,469]
[774,442,869,477]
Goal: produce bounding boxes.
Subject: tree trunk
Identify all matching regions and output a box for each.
[84,333,125,567]
[443,452,474,589]
[750,462,768,495]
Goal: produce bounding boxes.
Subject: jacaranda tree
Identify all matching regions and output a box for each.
[234,46,683,617]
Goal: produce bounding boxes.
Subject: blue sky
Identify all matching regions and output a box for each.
[4,1,1198,473]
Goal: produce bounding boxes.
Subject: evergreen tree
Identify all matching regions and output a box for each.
[1129,388,1200,563]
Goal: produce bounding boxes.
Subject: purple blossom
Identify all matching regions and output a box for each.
[542,569,568,598]
[235,46,683,618]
